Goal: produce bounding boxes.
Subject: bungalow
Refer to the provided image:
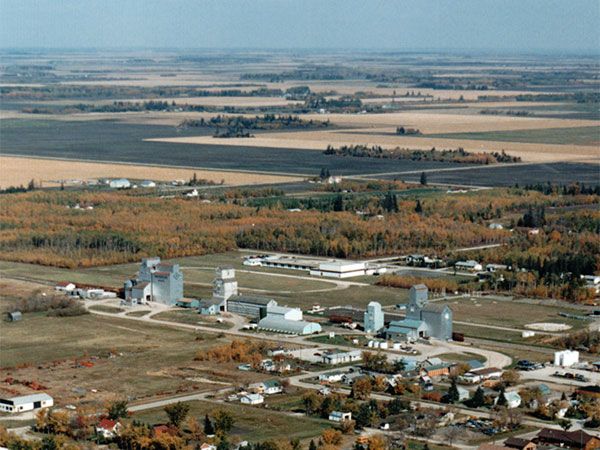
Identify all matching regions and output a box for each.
[496,391,521,409]
[240,393,264,405]
[328,411,352,422]
[318,372,344,383]
[504,437,536,450]
[536,429,600,450]
[248,380,283,395]
[96,418,121,439]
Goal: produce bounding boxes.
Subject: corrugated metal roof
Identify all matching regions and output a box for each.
[5,393,52,405]
[258,316,321,334]
[229,295,275,306]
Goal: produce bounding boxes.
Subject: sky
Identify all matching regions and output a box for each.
[1,0,599,53]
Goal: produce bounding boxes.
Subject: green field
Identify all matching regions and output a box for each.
[153,309,233,329]
[428,126,599,145]
[132,399,331,441]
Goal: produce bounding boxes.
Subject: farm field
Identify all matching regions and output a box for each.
[0,156,302,189]
[429,125,600,146]
[381,162,600,187]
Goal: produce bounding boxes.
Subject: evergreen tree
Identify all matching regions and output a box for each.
[415,200,423,213]
[333,194,344,212]
[470,386,486,408]
[420,172,427,186]
[204,414,215,435]
[309,440,317,450]
[496,386,508,406]
[447,379,460,403]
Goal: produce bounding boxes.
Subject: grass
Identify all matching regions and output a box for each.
[125,310,152,317]
[152,309,233,329]
[428,126,600,146]
[435,352,486,364]
[88,305,125,313]
[132,399,331,441]
[0,312,231,405]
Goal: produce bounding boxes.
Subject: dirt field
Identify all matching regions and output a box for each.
[148,129,599,163]
[0,156,302,188]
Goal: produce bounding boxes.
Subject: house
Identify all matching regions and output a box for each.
[249,380,283,395]
[322,350,362,365]
[200,444,217,450]
[96,418,121,439]
[342,372,364,385]
[0,393,53,413]
[464,367,503,383]
[240,393,264,405]
[554,350,579,367]
[319,372,344,383]
[582,275,600,293]
[478,445,508,450]
[386,285,453,341]
[328,411,352,422]
[124,257,184,306]
[496,391,521,408]
[536,429,600,450]
[504,437,536,450]
[109,178,131,189]
[457,386,470,401]
[455,260,483,272]
[486,264,508,273]
[55,281,76,292]
[364,301,384,334]
[6,311,22,322]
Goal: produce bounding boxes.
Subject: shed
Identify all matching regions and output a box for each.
[6,311,22,322]
[0,393,53,413]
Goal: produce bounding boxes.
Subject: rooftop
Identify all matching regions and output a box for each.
[229,295,276,306]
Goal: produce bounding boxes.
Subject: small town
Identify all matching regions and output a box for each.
[1,0,600,449]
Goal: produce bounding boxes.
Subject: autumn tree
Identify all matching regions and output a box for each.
[501,369,521,387]
[351,377,372,400]
[164,402,190,428]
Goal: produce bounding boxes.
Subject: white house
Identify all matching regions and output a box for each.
[554,350,579,367]
[329,411,352,422]
[497,391,522,409]
[248,380,283,395]
[318,372,344,383]
[240,393,264,405]
[0,393,53,413]
[96,419,122,439]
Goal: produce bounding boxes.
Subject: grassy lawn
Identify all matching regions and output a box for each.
[437,297,584,329]
[88,305,125,313]
[428,126,600,145]
[436,352,486,364]
[125,310,152,317]
[132,399,331,441]
[307,334,367,348]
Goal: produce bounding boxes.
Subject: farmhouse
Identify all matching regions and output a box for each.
[124,257,183,306]
[248,380,283,395]
[96,419,122,439]
[0,393,53,413]
[385,285,453,341]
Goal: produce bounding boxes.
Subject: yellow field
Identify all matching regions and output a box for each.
[0,156,302,189]
[148,129,599,163]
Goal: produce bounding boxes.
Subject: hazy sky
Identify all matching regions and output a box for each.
[1,0,599,52]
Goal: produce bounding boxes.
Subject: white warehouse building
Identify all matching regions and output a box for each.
[554,350,579,367]
[310,261,367,278]
[0,393,53,413]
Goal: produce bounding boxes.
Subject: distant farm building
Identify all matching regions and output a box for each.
[310,261,367,278]
[228,295,277,319]
[322,350,362,365]
[0,393,53,413]
[6,311,22,322]
[109,178,131,189]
